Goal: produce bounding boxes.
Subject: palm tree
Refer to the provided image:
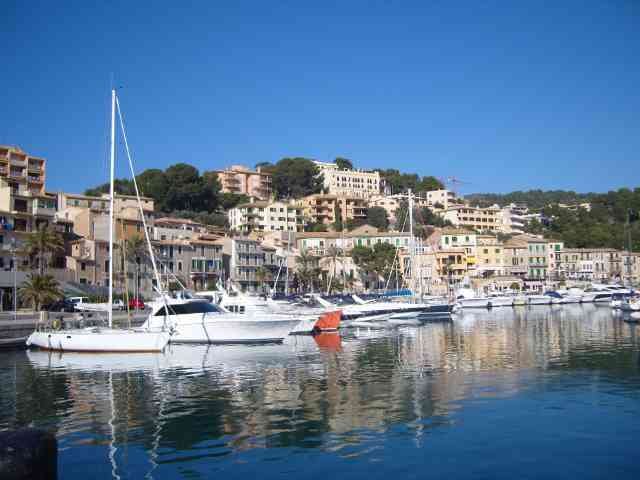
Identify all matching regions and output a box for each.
[322,245,342,294]
[22,226,65,275]
[124,235,147,300]
[255,266,272,294]
[19,274,62,311]
[296,248,320,293]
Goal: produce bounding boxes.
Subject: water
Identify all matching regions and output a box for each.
[1,304,640,479]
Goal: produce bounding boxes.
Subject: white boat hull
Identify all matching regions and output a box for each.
[26,328,170,352]
[527,296,552,305]
[458,298,491,309]
[487,297,514,307]
[145,313,301,344]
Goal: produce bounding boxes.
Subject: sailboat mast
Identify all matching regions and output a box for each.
[408,188,414,295]
[108,89,116,328]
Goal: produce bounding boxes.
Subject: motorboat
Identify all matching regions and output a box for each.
[581,284,633,303]
[544,291,567,304]
[455,288,491,309]
[141,297,302,344]
[204,289,342,333]
[487,293,515,307]
[620,297,640,312]
[526,294,553,305]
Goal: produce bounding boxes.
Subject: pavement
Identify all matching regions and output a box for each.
[0,310,149,340]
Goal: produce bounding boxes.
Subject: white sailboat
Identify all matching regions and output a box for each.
[26,90,171,352]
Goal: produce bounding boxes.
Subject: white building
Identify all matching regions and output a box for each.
[228,200,305,233]
[439,205,502,232]
[313,161,381,198]
[421,189,458,210]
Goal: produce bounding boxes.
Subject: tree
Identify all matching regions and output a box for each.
[23,226,65,275]
[271,158,323,199]
[345,218,366,231]
[305,222,328,232]
[219,193,250,210]
[332,204,343,231]
[19,274,62,311]
[124,235,147,300]
[351,243,398,290]
[295,249,321,292]
[418,176,444,192]
[366,207,389,230]
[136,169,168,209]
[255,266,272,294]
[334,157,353,170]
[255,161,276,173]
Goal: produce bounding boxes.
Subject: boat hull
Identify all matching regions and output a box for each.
[146,313,301,344]
[458,298,491,309]
[26,329,170,352]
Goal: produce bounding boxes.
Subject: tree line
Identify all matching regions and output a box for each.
[526,187,640,250]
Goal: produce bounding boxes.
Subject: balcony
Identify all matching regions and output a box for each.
[28,164,43,173]
[28,176,43,184]
[9,157,27,167]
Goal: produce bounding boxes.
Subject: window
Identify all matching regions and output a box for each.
[81,262,86,271]
[178,261,182,272]
[105,260,109,273]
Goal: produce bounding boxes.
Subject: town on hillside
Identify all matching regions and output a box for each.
[0,144,638,309]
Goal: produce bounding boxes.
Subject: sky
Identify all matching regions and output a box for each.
[2,1,639,195]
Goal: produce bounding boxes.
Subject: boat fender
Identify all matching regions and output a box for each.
[52,319,61,330]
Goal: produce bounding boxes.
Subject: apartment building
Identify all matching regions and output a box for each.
[214,165,273,200]
[313,161,381,198]
[0,145,46,196]
[475,234,505,277]
[228,200,305,233]
[547,240,564,280]
[560,248,622,281]
[498,204,527,234]
[154,235,224,291]
[369,195,401,223]
[503,236,529,279]
[301,194,368,227]
[421,189,458,210]
[152,217,207,241]
[438,228,477,272]
[296,225,410,256]
[439,205,501,232]
[621,252,640,285]
[222,237,287,292]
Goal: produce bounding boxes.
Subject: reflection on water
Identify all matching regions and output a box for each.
[1,305,640,479]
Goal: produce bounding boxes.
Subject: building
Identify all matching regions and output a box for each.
[560,248,622,282]
[0,145,46,196]
[153,235,224,291]
[214,165,272,200]
[301,194,368,227]
[313,161,381,198]
[439,228,478,273]
[369,195,401,223]
[152,217,207,241]
[228,200,305,233]
[421,189,458,210]
[503,236,529,279]
[498,204,527,234]
[475,234,505,277]
[296,225,410,257]
[621,252,640,286]
[222,237,287,292]
[546,240,564,280]
[439,205,501,232]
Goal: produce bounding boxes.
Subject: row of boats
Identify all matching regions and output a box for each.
[25,289,453,352]
[455,284,638,309]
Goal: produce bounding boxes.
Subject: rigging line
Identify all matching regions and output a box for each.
[114,95,162,291]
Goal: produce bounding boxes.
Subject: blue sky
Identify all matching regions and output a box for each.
[2,1,639,195]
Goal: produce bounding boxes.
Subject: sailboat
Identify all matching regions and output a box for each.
[26,90,171,352]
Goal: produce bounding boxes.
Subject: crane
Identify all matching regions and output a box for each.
[438,176,471,196]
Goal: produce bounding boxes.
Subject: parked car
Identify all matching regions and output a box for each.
[43,299,76,312]
[112,299,125,311]
[129,298,145,310]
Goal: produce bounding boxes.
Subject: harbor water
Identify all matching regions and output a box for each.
[1,304,640,479]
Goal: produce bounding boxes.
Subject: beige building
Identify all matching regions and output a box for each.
[302,194,368,227]
[439,205,501,232]
[560,248,622,281]
[369,195,401,223]
[503,236,529,279]
[421,189,458,210]
[228,200,305,233]
[0,145,46,196]
[313,161,381,198]
[214,165,272,200]
[296,225,410,256]
[152,217,207,241]
[475,234,505,277]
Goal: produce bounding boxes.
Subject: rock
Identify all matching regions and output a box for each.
[0,428,57,480]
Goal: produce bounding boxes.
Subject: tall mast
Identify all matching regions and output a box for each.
[108,89,116,328]
[408,188,414,295]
